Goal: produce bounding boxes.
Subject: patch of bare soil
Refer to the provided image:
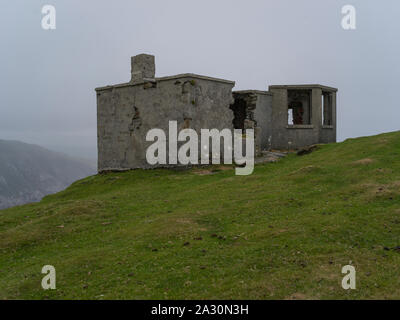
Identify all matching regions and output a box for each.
[353,158,374,165]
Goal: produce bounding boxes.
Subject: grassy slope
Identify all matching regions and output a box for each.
[1,132,400,300]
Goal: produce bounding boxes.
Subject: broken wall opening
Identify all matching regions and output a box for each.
[231,93,257,132]
[230,98,247,131]
[287,89,312,125]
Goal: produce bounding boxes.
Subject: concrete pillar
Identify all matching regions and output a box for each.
[332,92,337,141]
[312,88,322,128]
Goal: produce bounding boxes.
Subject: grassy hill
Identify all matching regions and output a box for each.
[1,131,400,300]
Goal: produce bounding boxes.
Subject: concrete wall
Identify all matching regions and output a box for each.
[96,75,235,172]
[253,93,273,150]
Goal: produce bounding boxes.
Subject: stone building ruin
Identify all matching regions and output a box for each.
[96,54,337,172]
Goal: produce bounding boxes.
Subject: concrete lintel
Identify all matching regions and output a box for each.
[233,90,273,96]
[269,84,338,92]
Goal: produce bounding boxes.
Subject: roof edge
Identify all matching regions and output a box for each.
[95,73,235,91]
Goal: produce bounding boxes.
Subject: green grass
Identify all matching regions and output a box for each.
[1,131,400,300]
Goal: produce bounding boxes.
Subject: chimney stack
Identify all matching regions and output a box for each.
[131,54,155,83]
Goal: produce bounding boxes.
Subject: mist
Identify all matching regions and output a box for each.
[1,0,399,159]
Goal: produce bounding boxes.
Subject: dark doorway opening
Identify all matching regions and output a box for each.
[230,98,247,132]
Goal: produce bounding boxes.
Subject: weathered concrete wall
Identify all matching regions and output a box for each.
[97,70,235,171]
[254,92,273,150]
[232,90,273,151]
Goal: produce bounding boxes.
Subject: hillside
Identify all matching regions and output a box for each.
[0,132,400,299]
[0,140,96,209]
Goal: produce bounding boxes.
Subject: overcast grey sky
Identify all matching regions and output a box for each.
[0,0,399,159]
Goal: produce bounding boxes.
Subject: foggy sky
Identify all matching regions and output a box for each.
[1,0,399,159]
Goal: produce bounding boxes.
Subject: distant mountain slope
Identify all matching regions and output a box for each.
[0,140,96,209]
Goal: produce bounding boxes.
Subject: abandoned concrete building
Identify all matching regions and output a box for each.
[96,54,337,172]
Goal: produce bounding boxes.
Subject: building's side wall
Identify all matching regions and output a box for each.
[97,77,234,172]
[268,88,287,149]
[253,94,273,150]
